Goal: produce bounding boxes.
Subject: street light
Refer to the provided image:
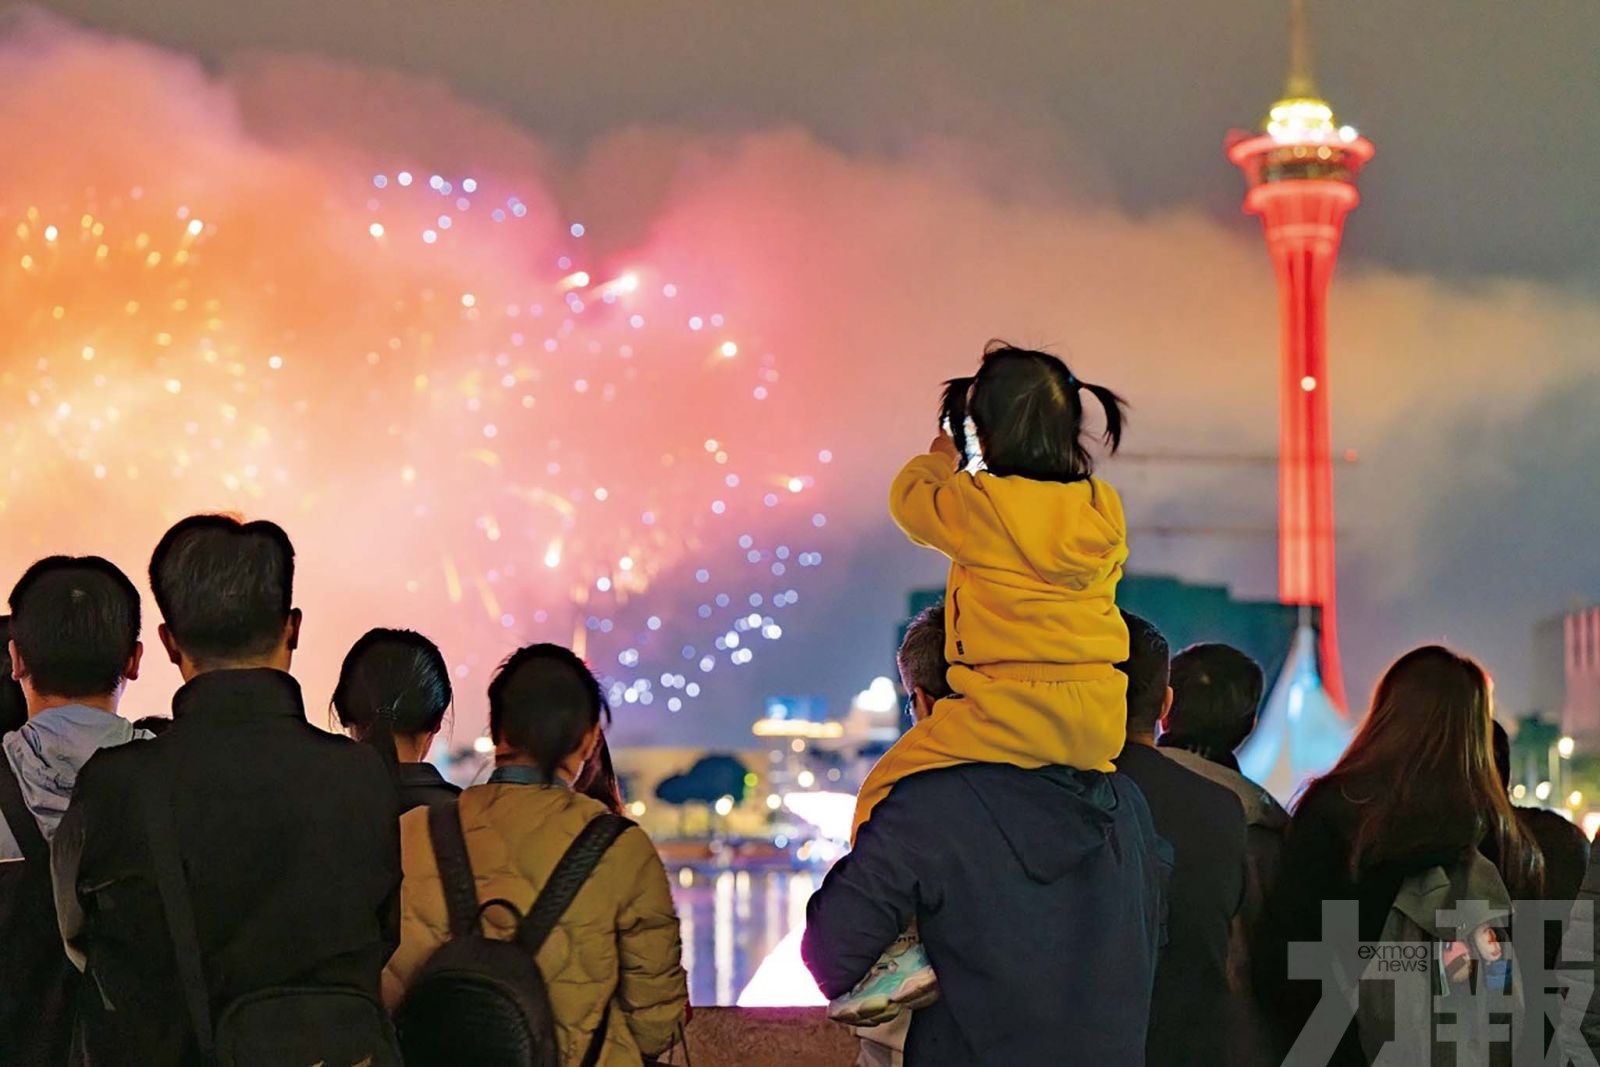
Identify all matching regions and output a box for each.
[1558,736,1576,759]
[1536,781,1553,802]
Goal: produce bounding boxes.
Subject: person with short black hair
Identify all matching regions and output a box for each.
[1160,643,1266,769]
[1114,612,1247,1067]
[1,556,149,1065]
[52,514,402,1067]
[1158,642,1288,1065]
[384,643,687,1063]
[332,627,459,812]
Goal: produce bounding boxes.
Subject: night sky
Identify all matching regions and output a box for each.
[9,0,1598,743]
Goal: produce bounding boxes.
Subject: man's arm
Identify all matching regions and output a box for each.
[363,751,403,960]
[802,784,932,998]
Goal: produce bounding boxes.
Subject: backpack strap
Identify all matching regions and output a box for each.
[516,814,633,955]
[0,749,47,863]
[140,746,217,1060]
[516,814,631,1067]
[427,802,481,939]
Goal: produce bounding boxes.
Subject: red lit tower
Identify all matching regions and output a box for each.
[1228,0,1372,711]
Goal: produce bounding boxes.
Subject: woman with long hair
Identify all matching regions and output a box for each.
[1257,645,1542,1063]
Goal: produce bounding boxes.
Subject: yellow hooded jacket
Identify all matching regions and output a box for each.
[384,783,688,1065]
[852,452,1131,836]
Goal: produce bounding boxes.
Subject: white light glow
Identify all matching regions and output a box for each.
[782,790,856,842]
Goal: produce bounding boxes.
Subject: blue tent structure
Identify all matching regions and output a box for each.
[1238,621,1354,804]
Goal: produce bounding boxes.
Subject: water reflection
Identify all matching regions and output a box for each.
[669,865,820,1005]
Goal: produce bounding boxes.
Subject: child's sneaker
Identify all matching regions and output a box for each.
[827,928,940,1027]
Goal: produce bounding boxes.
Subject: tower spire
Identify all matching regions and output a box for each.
[1284,0,1319,100]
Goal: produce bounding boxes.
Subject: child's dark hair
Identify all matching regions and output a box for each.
[488,643,610,779]
[940,341,1126,482]
[332,627,453,770]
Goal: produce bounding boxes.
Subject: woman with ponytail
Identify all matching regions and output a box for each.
[823,342,1133,1026]
[333,627,458,813]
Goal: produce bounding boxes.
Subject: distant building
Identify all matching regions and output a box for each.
[1118,574,1303,685]
[1118,574,1348,802]
[912,572,1348,801]
[1535,606,1600,749]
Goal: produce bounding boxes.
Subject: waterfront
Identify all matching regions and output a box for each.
[669,865,824,1006]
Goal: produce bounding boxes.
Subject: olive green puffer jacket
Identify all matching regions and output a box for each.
[383,782,688,1064]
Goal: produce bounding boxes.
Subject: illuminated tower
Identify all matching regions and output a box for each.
[1227,0,1372,710]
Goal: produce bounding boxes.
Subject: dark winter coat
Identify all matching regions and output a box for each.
[52,669,401,1067]
[803,764,1168,1066]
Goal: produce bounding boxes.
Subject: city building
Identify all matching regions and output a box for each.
[1534,605,1600,750]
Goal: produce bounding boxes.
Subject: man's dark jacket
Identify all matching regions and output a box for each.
[53,669,401,1066]
[1116,743,1247,1067]
[803,764,1169,1066]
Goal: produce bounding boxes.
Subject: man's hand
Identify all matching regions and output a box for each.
[930,433,961,466]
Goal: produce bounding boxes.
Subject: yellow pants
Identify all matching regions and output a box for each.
[851,662,1127,840]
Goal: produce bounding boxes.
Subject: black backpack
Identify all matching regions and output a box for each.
[0,751,80,1065]
[396,802,632,1067]
[142,750,402,1067]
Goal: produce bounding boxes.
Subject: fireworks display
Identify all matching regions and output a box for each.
[0,170,831,724]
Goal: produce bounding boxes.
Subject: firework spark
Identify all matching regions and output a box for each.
[0,172,830,719]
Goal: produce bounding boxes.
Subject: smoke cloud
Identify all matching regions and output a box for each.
[0,11,1593,744]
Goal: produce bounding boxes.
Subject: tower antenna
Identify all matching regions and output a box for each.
[1285,0,1319,100]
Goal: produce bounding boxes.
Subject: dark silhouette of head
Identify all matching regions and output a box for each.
[488,643,607,780]
[1161,643,1266,761]
[897,603,953,709]
[149,514,298,671]
[333,628,453,769]
[8,556,141,701]
[1116,611,1170,737]
[1491,719,1512,790]
[0,616,27,731]
[1316,645,1541,896]
[940,341,1126,483]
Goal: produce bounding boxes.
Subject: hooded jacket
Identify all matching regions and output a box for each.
[383,781,688,1065]
[1,706,146,1066]
[0,704,147,859]
[853,453,1130,834]
[805,764,1168,1066]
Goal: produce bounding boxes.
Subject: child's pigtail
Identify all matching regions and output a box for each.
[1078,380,1128,455]
[940,376,975,463]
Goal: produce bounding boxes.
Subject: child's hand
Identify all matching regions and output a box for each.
[930,433,961,466]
